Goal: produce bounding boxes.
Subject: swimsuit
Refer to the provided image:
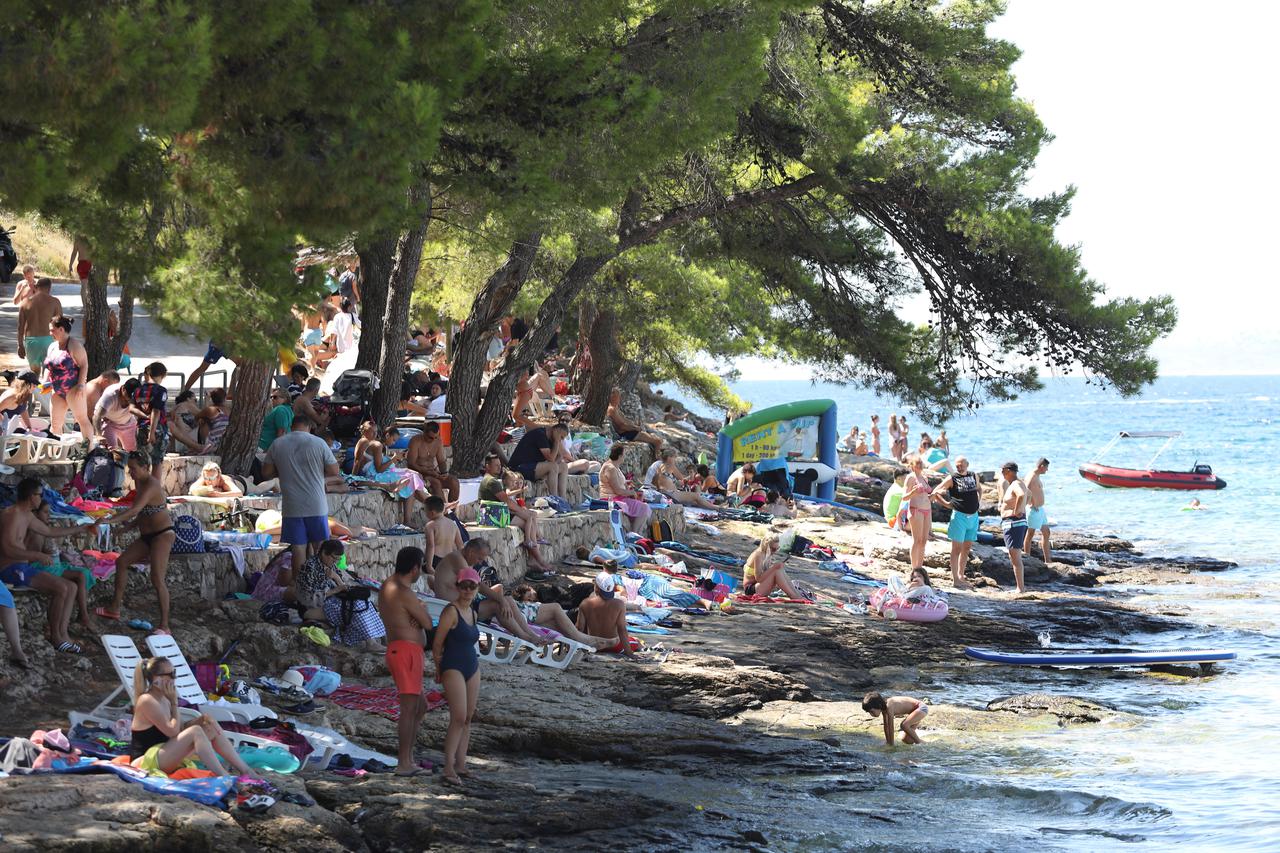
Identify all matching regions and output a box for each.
[617,429,639,441]
[440,604,480,680]
[43,345,80,395]
[0,562,47,588]
[1001,515,1028,550]
[1027,505,1048,530]
[386,639,424,696]
[129,723,169,760]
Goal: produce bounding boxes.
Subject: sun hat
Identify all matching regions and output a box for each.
[280,669,306,689]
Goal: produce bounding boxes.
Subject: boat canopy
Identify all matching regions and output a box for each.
[1117,431,1182,439]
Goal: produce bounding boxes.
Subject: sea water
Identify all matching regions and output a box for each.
[658,375,1280,850]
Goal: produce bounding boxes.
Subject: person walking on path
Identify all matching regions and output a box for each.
[999,461,1028,593]
[933,456,979,589]
[379,546,436,777]
[432,565,482,785]
[262,414,343,573]
[16,277,62,373]
[68,237,92,284]
[1023,457,1052,565]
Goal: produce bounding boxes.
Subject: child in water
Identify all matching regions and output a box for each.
[863,691,928,746]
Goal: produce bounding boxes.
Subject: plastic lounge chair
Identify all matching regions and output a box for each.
[609,507,646,557]
[419,594,535,665]
[144,633,277,725]
[70,634,276,756]
[526,635,594,670]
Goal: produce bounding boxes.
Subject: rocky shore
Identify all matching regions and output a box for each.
[0,491,1236,852]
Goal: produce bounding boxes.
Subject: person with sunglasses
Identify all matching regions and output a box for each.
[130,656,253,776]
[432,566,482,785]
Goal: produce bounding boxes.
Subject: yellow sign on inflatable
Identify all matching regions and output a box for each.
[731,415,820,464]
[733,423,782,463]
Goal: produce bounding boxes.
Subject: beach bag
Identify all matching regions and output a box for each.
[478,501,511,528]
[80,447,126,498]
[170,514,206,554]
[649,518,673,543]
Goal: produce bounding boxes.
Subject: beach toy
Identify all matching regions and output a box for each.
[882,484,904,527]
[235,746,300,774]
[869,587,948,622]
[963,647,1236,667]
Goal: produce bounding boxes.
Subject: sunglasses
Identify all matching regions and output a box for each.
[457,582,478,590]
[152,671,175,678]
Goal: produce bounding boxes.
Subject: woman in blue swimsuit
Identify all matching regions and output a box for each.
[432,566,481,785]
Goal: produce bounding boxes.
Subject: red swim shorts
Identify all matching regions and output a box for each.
[386,640,424,696]
[76,259,93,281]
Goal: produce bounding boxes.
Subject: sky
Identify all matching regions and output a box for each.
[730,0,1280,381]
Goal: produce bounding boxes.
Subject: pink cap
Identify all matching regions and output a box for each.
[457,567,481,585]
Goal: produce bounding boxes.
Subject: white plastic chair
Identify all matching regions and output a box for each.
[144,633,277,724]
[70,634,275,755]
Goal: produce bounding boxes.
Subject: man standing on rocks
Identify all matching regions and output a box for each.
[16,277,62,373]
[933,456,979,589]
[998,461,1028,593]
[1023,458,1052,565]
[262,414,342,572]
[576,572,634,655]
[379,546,435,777]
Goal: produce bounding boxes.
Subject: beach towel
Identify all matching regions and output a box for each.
[734,594,816,605]
[328,684,446,721]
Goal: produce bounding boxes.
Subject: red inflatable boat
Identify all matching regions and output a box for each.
[1078,431,1226,491]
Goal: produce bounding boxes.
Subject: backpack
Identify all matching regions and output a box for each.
[650,518,673,543]
[171,513,206,554]
[80,447,126,498]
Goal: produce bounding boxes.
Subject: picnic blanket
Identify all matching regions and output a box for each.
[328,684,446,721]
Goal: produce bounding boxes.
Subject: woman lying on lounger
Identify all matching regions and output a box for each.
[130,656,253,777]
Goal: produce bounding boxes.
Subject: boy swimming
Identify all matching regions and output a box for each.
[863,691,928,746]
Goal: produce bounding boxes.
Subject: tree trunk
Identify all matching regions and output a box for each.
[218,359,272,475]
[452,249,614,475]
[445,233,544,476]
[111,279,135,372]
[369,187,432,426]
[580,306,620,425]
[355,238,393,372]
[80,265,114,378]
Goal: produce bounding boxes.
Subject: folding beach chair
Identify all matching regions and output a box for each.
[70,634,276,755]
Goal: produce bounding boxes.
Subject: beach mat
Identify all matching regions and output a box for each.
[328,684,446,720]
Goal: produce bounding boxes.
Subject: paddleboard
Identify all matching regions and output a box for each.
[796,495,884,520]
[964,647,1236,666]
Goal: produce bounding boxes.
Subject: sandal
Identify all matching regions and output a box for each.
[55,641,83,654]
[93,607,122,621]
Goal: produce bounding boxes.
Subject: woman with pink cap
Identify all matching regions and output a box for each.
[432,566,481,785]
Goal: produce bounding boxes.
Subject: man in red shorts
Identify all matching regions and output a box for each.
[68,236,92,283]
[378,546,435,777]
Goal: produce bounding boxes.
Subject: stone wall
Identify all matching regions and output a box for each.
[524,473,597,506]
[0,459,78,490]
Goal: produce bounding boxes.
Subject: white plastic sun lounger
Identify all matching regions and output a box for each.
[145,633,278,724]
[70,634,276,756]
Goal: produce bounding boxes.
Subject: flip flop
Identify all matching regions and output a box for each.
[55,641,83,654]
[93,607,121,621]
[126,619,152,631]
[151,628,171,636]
[393,767,428,778]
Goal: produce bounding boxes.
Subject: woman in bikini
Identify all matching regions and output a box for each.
[130,656,253,776]
[42,316,95,440]
[96,451,177,634]
[0,370,40,434]
[901,454,933,572]
[432,567,482,785]
[353,421,431,526]
[742,535,807,600]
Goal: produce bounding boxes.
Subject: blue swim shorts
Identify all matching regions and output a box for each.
[947,511,980,543]
[1027,505,1048,530]
[0,581,13,608]
[204,342,225,365]
[281,515,330,546]
[1001,518,1028,550]
[0,562,46,588]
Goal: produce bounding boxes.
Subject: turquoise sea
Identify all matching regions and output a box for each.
[660,375,1280,850]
